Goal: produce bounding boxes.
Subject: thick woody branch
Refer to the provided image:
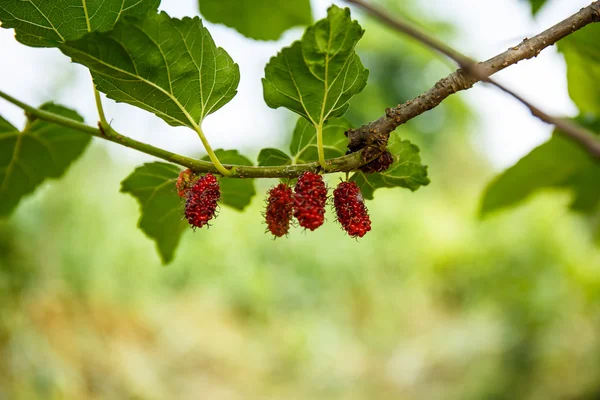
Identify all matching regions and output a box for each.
[345,0,600,159]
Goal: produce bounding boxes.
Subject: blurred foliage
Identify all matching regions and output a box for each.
[482,22,600,232]
[558,24,600,115]
[1,139,599,399]
[1,0,600,399]
[198,0,312,41]
[525,0,548,16]
[481,116,600,217]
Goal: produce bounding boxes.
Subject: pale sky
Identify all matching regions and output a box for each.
[0,0,590,168]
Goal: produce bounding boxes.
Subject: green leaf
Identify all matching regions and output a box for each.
[202,150,256,210]
[290,117,351,163]
[480,133,600,216]
[262,5,368,127]
[121,162,187,264]
[61,12,240,129]
[257,148,292,166]
[558,24,600,114]
[0,0,159,47]
[0,103,91,217]
[350,134,430,199]
[199,0,311,41]
[524,0,547,16]
[565,165,600,213]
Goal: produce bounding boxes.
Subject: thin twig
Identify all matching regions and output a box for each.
[345,0,600,159]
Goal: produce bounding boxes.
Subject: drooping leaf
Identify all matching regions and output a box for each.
[121,162,187,264]
[61,12,240,129]
[480,132,600,217]
[257,148,292,166]
[203,150,256,210]
[0,103,91,217]
[262,5,369,127]
[0,0,159,47]
[350,133,430,199]
[290,117,351,163]
[558,24,600,114]
[524,0,547,16]
[199,0,311,41]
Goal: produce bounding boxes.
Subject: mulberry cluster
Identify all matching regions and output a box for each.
[265,183,294,237]
[293,171,327,231]
[179,170,372,238]
[360,150,394,173]
[333,181,371,238]
[184,173,220,229]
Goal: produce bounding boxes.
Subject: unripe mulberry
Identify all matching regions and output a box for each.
[293,171,327,231]
[360,150,394,173]
[265,183,294,237]
[184,173,220,229]
[333,181,371,238]
[176,168,196,197]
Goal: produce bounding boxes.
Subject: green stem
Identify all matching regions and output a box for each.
[92,84,110,131]
[193,124,231,176]
[316,123,326,170]
[0,89,377,179]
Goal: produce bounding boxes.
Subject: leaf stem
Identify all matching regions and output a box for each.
[316,123,327,170]
[193,124,232,176]
[92,84,110,131]
[0,89,377,178]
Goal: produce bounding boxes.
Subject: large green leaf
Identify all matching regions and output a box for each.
[262,5,368,127]
[61,12,240,128]
[0,104,91,217]
[558,24,600,114]
[199,0,311,41]
[480,133,600,216]
[350,133,430,199]
[121,162,187,264]
[203,150,256,210]
[0,0,159,47]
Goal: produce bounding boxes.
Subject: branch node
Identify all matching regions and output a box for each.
[98,121,106,137]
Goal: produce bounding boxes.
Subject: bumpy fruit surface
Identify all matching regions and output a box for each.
[176,169,196,197]
[265,183,294,237]
[360,150,394,173]
[184,173,220,229]
[333,181,371,238]
[293,171,327,231]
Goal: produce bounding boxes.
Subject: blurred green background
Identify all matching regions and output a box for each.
[1,1,600,399]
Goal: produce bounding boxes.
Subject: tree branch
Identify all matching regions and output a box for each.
[2,2,600,177]
[0,89,374,178]
[345,0,600,160]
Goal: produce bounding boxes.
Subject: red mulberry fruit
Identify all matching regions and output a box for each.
[360,150,394,173]
[184,173,220,229]
[176,168,196,197]
[293,171,327,231]
[265,183,294,237]
[333,181,371,238]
